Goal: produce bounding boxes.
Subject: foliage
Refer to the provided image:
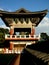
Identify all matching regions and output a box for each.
[4,29,9,34]
[40,33,49,41]
[0,33,5,43]
[0,28,9,44]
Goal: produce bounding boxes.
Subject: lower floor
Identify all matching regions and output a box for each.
[0,41,36,54]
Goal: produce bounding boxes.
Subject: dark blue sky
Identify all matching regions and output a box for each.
[0,0,49,35]
[0,0,49,12]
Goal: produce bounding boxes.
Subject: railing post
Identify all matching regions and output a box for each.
[34,35,36,38]
[20,35,21,38]
[24,35,26,38]
[38,34,41,41]
[15,35,16,38]
[29,35,31,38]
[5,35,7,38]
[10,35,12,38]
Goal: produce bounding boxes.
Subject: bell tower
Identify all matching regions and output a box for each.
[0,8,48,53]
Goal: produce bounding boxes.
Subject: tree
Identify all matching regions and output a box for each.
[40,33,49,41]
[4,29,9,34]
[0,33,5,43]
[0,28,9,44]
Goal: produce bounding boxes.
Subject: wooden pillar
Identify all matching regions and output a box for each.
[10,26,14,35]
[31,25,35,36]
[9,26,14,50]
[9,42,14,50]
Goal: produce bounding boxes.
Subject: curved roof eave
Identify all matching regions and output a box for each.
[0,9,48,27]
[0,9,48,15]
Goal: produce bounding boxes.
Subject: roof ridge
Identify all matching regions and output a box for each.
[15,8,31,13]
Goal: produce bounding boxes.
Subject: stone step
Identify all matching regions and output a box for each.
[42,56,49,60]
[25,48,49,65]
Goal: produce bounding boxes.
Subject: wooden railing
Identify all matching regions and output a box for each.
[5,34,40,39]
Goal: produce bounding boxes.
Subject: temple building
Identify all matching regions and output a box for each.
[0,8,48,53]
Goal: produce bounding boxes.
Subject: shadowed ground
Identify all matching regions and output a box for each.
[0,40,49,65]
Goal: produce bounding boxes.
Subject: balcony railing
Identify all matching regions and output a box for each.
[5,34,40,39]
